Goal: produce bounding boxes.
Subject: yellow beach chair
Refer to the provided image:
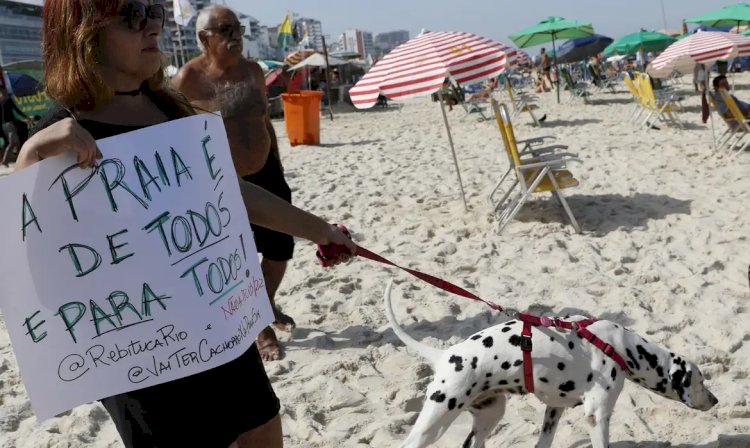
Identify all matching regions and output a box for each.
[707,92,737,152]
[490,101,582,234]
[504,77,541,127]
[488,99,574,210]
[623,75,645,122]
[638,74,682,129]
[718,88,750,157]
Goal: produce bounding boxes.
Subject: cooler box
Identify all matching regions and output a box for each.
[281,91,323,146]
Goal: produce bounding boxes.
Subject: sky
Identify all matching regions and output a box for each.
[225,0,739,48]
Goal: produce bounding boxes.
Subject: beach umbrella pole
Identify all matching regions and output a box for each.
[710,110,717,151]
[553,34,560,104]
[640,45,645,71]
[176,24,187,66]
[438,91,469,211]
[322,35,334,121]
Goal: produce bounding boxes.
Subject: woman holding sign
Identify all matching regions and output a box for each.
[14,1,355,447]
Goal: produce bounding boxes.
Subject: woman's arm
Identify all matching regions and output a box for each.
[238,177,356,252]
[14,117,100,170]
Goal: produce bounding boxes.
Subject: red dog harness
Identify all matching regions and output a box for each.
[316,225,631,394]
[518,312,630,393]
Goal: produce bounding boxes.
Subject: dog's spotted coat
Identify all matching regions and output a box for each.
[384,282,718,448]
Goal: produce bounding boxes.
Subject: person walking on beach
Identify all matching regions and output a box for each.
[16,1,355,446]
[539,47,552,91]
[693,63,707,93]
[173,5,294,362]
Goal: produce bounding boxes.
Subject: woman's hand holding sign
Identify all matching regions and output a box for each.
[17,117,102,169]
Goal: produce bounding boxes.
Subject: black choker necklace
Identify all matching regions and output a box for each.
[114,88,142,96]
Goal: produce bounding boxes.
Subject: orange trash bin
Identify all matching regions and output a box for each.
[281,90,324,146]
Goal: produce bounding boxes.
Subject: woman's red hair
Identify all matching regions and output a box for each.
[43,0,191,116]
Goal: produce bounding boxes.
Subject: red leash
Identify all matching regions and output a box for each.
[316,225,504,312]
[317,224,631,393]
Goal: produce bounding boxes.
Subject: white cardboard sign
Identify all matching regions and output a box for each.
[0,114,273,420]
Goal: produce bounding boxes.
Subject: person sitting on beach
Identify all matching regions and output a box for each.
[16,1,355,446]
[467,77,498,100]
[173,5,296,362]
[439,78,459,111]
[711,75,750,123]
[534,68,551,93]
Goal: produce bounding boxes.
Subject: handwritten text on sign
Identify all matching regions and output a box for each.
[0,114,273,420]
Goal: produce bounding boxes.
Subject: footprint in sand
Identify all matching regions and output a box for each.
[305,275,334,287]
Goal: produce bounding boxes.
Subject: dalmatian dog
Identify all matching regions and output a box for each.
[384,281,718,448]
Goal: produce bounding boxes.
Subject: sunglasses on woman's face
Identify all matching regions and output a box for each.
[119,1,165,32]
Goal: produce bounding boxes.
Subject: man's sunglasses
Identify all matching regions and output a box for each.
[204,24,246,38]
[119,2,165,32]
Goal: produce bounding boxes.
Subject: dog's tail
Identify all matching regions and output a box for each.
[384,279,443,365]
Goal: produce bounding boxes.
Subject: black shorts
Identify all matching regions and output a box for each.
[101,344,279,447]
[242,157,294,262]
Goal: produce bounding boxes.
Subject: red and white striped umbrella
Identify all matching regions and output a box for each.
[649,31,750,77]
[516,50,532,67]
[350,31,517,109]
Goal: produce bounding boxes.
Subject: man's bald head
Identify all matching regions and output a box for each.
[196,5,239,52]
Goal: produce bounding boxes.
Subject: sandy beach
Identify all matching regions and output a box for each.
[2,75,750,447]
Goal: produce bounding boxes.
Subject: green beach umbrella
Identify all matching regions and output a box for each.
[603,31,677,56]
[510,16,594,102]
[510,16,595,47]
[686,3,750,28]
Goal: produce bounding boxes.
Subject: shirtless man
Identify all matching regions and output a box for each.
[173,5,294,361]
[539,47,552,88]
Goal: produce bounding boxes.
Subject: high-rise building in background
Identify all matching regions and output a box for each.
[0,0,43,65]
[361,31,374,59]
[0,1,336,68]
[374,30,409,56]
[160,0,213,66]
[339,29,374,59]
[294,17,323,51]
[160,0,279,65]
[238,13,273,60]
[266,25,283,60]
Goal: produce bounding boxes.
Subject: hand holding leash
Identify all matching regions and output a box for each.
[317,224,503,311]
[316,224,357,267]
